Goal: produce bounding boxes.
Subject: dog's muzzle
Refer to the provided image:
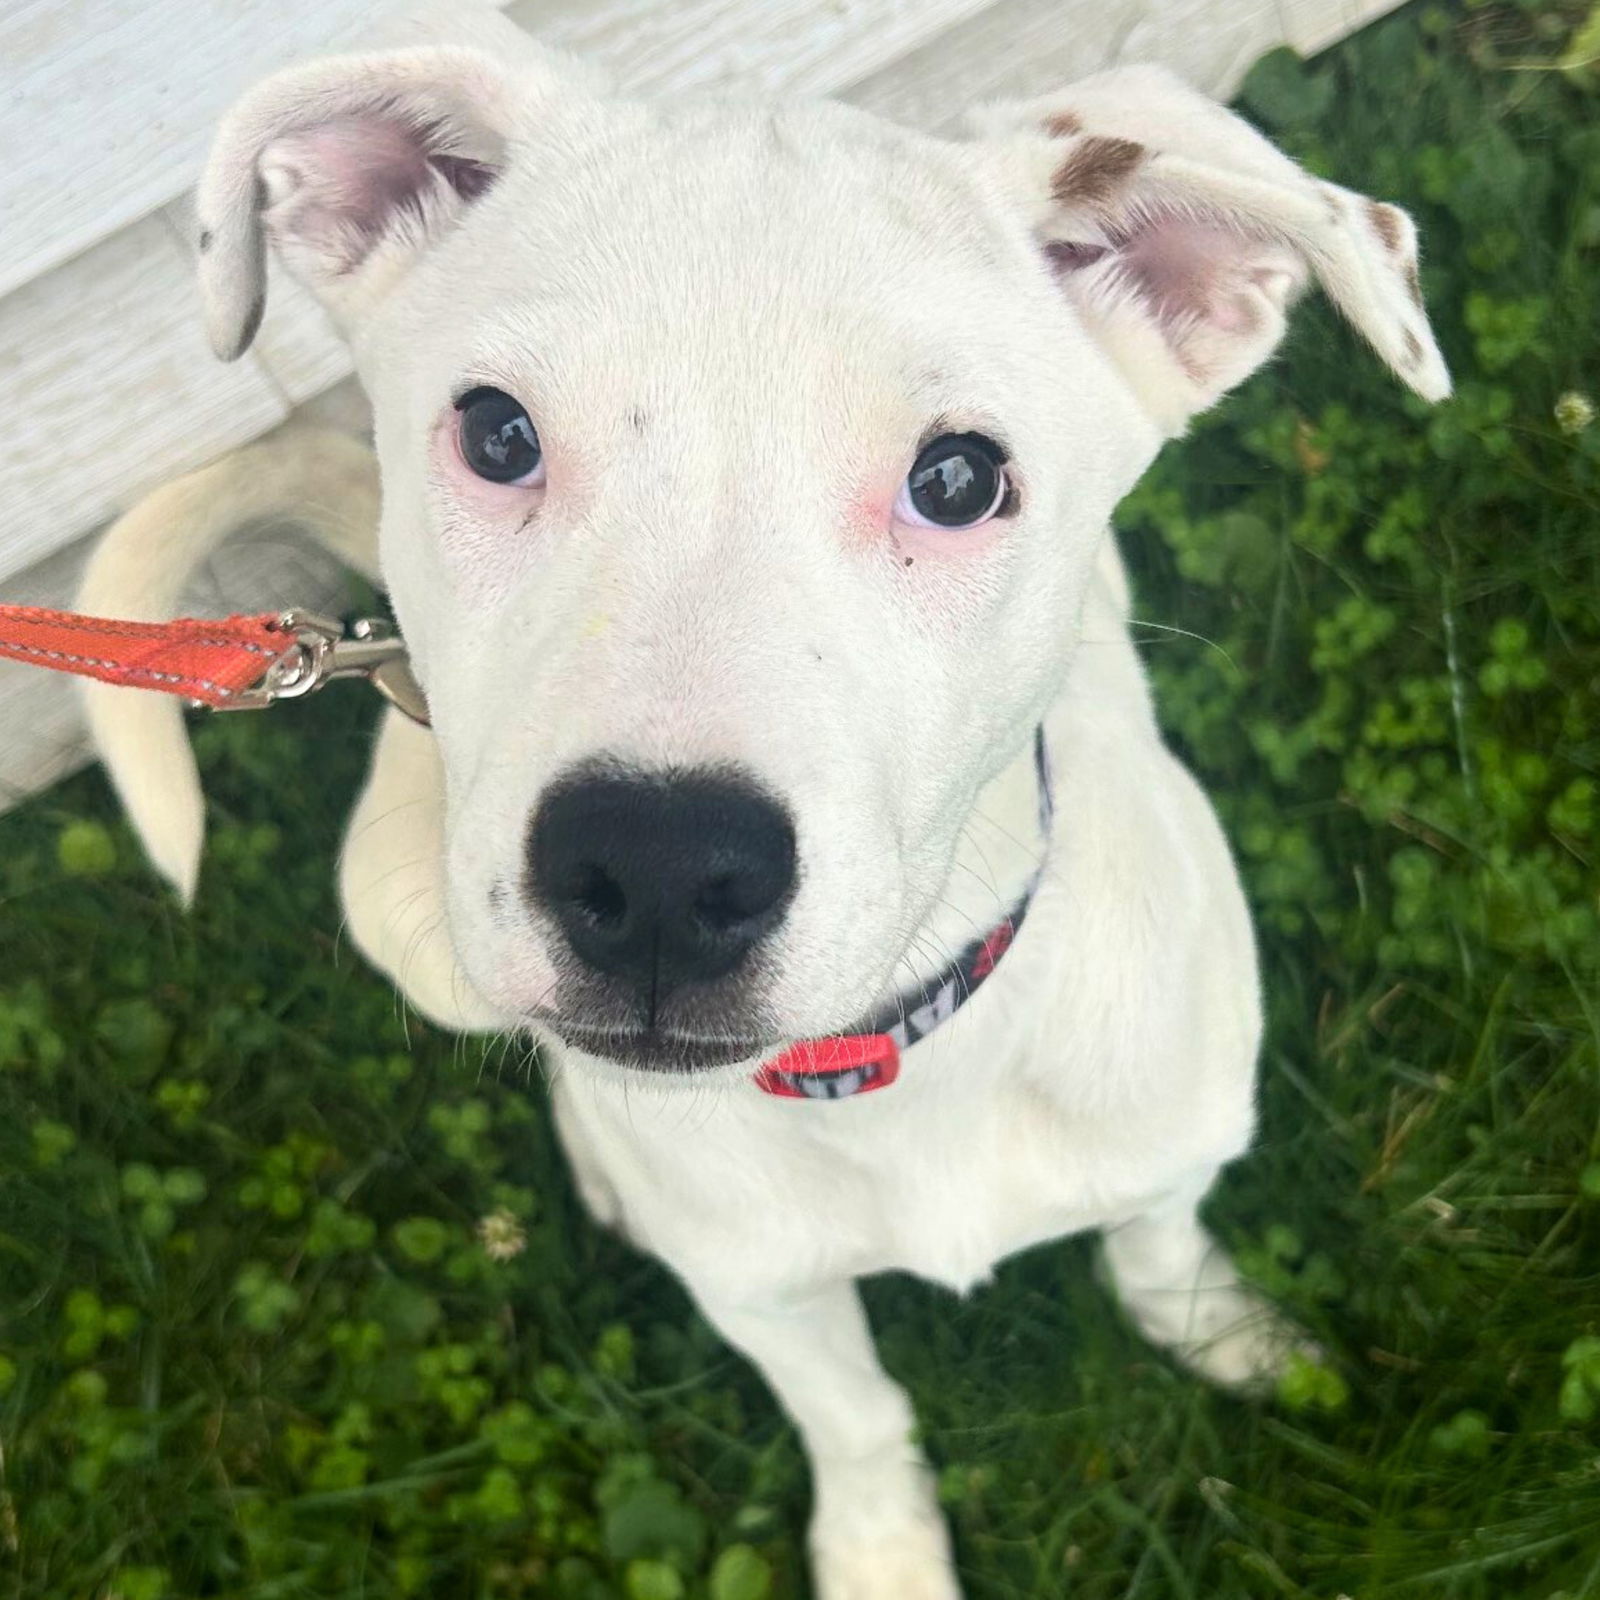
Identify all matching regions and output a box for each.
[517,730,1052,1092]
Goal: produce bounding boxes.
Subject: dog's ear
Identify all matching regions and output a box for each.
[196,46,549,360]
[970,65,1449,434]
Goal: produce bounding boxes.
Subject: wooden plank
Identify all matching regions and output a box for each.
[0,0,1414,557]
[841,0,1407,131]
[1281,0,1408,57]
[247,264,355,408]
[0,387,367,807]
[10,0,977,560]
[521,0,997,98]
[157,201,353,410]
[0,218,288,584]
[0,0,407,301]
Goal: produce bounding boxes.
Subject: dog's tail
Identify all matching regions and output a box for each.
[78,428,381,903]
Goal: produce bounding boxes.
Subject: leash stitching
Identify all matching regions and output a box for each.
[0,608,280,655]
[0,638,246,699]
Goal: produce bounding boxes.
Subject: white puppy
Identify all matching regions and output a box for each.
[82,29,1447,1599]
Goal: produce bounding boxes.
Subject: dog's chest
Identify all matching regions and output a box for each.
[784,1080,1138,1293]
[576,1065,1166,1300]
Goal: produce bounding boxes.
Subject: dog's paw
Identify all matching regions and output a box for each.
[811,1517,962,1600]
[1110,1240,1320,1395]
[1164,1282,1321,1394]
[810,1461,961,1600]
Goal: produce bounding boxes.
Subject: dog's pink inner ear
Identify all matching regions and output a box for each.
[261,108,501,268]
[1047,210,1304,345]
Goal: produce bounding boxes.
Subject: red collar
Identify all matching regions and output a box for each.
[752,727,1052,1101]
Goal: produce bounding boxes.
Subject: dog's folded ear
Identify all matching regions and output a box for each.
[970,65,1450,434]
[196,45,554,361]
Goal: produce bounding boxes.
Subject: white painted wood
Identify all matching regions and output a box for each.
[842,0,1407,130]
[0,217,289,586]
[0,537,120,809]
[521,0,998,98]
[248,263,357,408]
[3,0,1029,527]
[0,0,393,301]
[1282,0,1407,57]
[157,201,353,409]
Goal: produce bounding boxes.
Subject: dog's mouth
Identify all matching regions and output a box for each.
[531,1013,772,1073]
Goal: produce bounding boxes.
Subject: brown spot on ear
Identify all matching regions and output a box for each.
[1043,111,1082,139]
[1402,328,1423,367]
[1402,257,1423,310]
[1368,200,1405,253]
[1051,136,1145,207]
[1321,187,1344,223]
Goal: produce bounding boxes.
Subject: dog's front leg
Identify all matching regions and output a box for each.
[694,1281,960,1600]
[1102,1175,1316,1392]
[339,708,506,1034]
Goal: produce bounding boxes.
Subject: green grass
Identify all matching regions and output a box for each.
[4,3,1600,1596]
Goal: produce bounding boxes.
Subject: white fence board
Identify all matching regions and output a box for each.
[0,217,289,584]
[844,0,1406,129]
[530,0,997,97]
[0,0,395,301]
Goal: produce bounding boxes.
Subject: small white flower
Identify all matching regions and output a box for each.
[1554,390,1595,435]
[476,1208,526,1262]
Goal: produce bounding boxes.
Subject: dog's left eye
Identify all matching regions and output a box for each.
[456,387,545,486]
[894,434,1008,529]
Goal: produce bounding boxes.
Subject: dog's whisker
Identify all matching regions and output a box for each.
[1125,616,1238,672]
[393,906,451,1006]
[380,882,441,941]
[341,795,432,848]
[963,802,1047,866]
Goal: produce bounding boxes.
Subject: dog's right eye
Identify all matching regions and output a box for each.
[456,387,545,486]
[895,433,1008,529]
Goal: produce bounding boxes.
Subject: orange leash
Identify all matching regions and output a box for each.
[0,604,289,707]
[0,604,430,722]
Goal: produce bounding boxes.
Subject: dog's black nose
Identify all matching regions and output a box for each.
[526,769,797,1001]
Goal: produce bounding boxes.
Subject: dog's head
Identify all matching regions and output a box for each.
[198,41,1446,1073]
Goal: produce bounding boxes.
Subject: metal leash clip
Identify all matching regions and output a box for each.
[221,610,431,725]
